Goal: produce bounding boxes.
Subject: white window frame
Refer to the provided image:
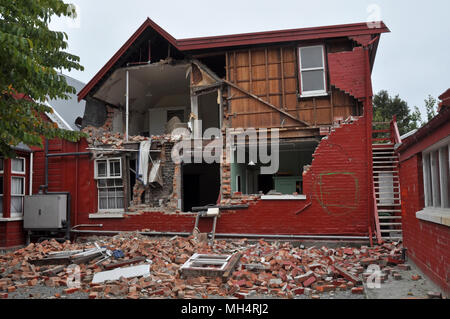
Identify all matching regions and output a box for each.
[11,176,25,217]
[418,136,450,226]
[94,158,122,179]
[97,178,124,213]
[298,45,327,98]
[11,157,26,175]
[95,158,124,212]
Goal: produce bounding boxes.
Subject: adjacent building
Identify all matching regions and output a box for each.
[397,91,449,295]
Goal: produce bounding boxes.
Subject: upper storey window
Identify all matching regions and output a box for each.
[298,45,327,97]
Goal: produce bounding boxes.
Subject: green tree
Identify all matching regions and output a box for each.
[424,95,437,122]
[373,90,421,136]
[0,0,85,158]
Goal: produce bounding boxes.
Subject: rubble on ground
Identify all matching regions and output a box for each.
[0,234,439,299]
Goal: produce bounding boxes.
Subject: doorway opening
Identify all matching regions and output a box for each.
[182,163,220,212]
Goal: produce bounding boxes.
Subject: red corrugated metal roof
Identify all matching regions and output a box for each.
[78,17,390,101]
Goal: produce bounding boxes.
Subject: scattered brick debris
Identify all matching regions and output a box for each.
[0,233,431,299]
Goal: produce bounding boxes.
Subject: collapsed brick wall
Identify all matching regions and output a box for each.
[399,155,450,294]
[328,47,367,102]
[143,142,177,208]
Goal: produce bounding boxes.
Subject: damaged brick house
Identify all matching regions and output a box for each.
[24,18,395,246]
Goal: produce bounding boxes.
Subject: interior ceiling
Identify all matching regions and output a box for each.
[94,62,191,112]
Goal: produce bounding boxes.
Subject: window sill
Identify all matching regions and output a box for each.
[261,195,307,201]
[0,217,24,222]
[89,213,125,219]
[299,92,329,99]
[416,208,450,227]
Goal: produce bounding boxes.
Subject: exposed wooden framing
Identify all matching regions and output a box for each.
[313,97,317,126]
[232,61,296,68]
[233,52,237,84]
[280,48,286,110]
[265,48,269,101]
[225,52,229,81]
[248,50,253,92]
[236,75,298,83]
[224,80,310,126]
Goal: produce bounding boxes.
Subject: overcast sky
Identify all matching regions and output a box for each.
[50,0,450,120]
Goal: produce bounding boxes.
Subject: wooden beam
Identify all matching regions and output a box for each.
[223,79,310,127]
[265,48,269,102]
[280,48,286,110]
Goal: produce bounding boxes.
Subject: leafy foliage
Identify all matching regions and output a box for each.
[373,90,422,136]
[424,95,437,122]
[0,0,85,158]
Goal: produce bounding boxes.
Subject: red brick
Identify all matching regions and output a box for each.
[63,287,79,294]
[303,276,316,287]
[351,287,364,294]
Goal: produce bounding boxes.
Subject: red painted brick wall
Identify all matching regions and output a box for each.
[71,116,371,237]
[26,116,371,240]
[400,155,450,294]
[328,47,367,101]
[0,221,25,248]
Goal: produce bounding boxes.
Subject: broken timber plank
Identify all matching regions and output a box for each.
[334,265,362,285]
[222,252,242,282]
[223,80,310,127]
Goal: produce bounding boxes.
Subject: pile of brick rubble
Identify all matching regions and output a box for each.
[0,233,413,299]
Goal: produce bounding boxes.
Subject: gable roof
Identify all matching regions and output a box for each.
[47,74,86,131]
[78,17,390,102]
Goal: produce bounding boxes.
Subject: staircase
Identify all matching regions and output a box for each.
[372,121,403,242]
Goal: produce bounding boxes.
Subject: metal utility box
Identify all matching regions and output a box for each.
[24,195,67,230]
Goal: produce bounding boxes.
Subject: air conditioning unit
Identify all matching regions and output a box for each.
[24,194,67,230]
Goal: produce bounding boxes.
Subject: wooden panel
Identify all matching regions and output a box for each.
[225,44,360,130]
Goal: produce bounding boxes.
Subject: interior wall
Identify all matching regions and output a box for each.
[198,92,220,134]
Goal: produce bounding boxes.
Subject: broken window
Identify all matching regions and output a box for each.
[95,158,125,211]
[298,45,327,97]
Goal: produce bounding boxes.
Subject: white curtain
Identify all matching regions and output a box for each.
[11,177,23,195]
[11,159,24,172]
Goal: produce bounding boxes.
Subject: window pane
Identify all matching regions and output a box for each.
[11,196,23,214]
[99,197,107,210]
[302,70,325,92]
[98,179,107,187]
[97,161,107,177]
[11,177,24,195]
[300,47,324,69]
[0,176,3,194]
[12,158,24,173]
[0,158,3,171]
[110,160,121,177]
[0,197,3,215]
[117,196,124,209]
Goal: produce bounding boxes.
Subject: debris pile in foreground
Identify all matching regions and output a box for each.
[0,233,428,299]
